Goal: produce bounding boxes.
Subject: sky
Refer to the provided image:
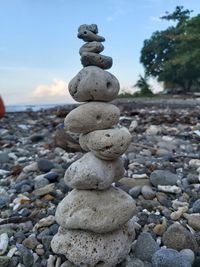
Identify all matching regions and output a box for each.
[1,0,200,105]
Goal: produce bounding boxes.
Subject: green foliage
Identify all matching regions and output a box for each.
[140,6,200,93]
[118,75,154,98]
[134,75,154,97]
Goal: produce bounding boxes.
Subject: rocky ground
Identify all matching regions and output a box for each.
[0,98,200,267]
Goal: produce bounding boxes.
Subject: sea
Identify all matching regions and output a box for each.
[5,104,65,112]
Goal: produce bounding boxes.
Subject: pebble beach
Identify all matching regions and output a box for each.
[0,98,200,267]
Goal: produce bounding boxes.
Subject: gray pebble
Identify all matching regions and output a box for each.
[192,199,200,213]
[134,232,159,262]
[150,170,179,186]
[37,159,54,173]
[152,248,191,267]
[79,41,104,55]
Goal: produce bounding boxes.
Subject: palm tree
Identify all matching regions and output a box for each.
[134,75,154,96]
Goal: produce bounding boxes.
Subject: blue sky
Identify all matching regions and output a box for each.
[1,0,200,105]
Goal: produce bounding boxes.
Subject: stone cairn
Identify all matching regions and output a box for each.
[51,24,136,266]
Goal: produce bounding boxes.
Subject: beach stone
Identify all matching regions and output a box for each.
[79,41,104,55]
[124,256,145,267]
[141,185,156,200]
[179,249,195,265]
[150,170,179,186]
[55,187,136,233]
[78,24,98,34]
[162,223,198,252]
[81,52,112,69]
[64,102,120,134]
[34,175,49,189]
[134,232,159,262]
[64,152,124,190]
[192,199,200,213]
[22,236,40,250]
[68,66,119,102]
[129,186,142,198]
[79,126,131,160]
[37,159,54,173]
[0,152,9,163]
[51,220,135,267]
[152,248,191,267]
[184,213,200,231]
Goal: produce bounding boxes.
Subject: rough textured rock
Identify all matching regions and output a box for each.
[55,187,136,233]
[78,29,105,42]
[162,223,198,252]
[79,126,132,160]
[64,152,124,190]
[150,170,179,186]
[134,232,159,262]
[81,52,113,69]
[68,66,119,102]
[64,102,120,133]
[79,41,104,55]
[152,248,191,267]
[78,24,98,34]
[51,221,135,267]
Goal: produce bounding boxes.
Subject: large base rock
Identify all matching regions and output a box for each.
[55,186,136,233]
[51,220,135,267]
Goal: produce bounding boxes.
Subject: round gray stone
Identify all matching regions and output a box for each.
[79,126,132,160]
[134,232,159,262]
[64,102,120,134]
[192,199,200,213]
[79,42,104,55]
[64,152,124,190]
[152,248,191,267]
[150,170,179,186]
[51,220,135,267]
[37,159,54,173]
[81,52,112,69]
[68,66,119,102]
[55,186,136,233]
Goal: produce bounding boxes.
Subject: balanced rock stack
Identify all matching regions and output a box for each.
[51,24,136,266]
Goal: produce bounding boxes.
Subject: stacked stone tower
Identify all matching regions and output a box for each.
[51,24,136,267]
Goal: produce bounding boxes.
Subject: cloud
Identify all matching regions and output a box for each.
[31,79,74,104]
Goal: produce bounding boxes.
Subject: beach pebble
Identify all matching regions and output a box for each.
[64,102,120,134]
[37,159,54,173]
[68,66,119,102]
[23,162,38,173]
[33,215,55,231]
[0,233,8,256]
[150,170,179,186]
[141,185,156,200]
[51,220,135,267]
[162,223,198,252]
[183,213,200,231]
[192,199,200,213]
[152,248,192,267]
[79,126,131,160]
[55,187,136,233]
[79,41,104,55]
[134,232,159,262]
[32,183,55,196]
[189,159,200,168]
[129,186,141,198]
[0,152,9,163]
[179,249,195,265]
[34,175,49,189]
[81,52,112,69]
[64,152,124,190]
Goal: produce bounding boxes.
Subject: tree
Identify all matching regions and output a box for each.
[134,75,154,96]
[140,6,200,93]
